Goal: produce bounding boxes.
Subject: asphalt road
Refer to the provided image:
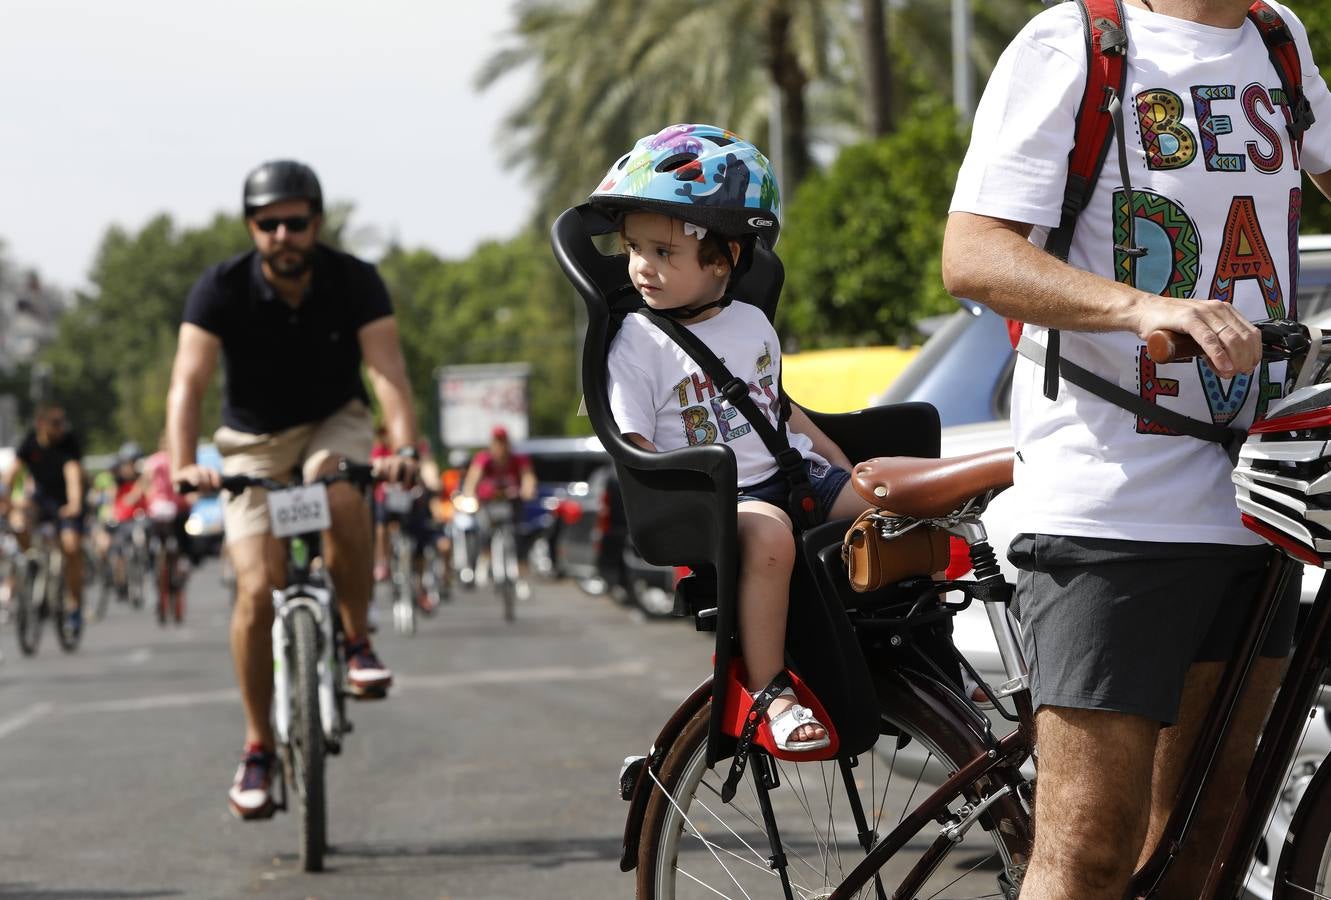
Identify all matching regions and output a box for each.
[0,561,711,900]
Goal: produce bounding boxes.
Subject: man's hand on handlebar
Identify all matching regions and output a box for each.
[372,455,419,485]
[1134,297,1261,376]
[174,464,222,493]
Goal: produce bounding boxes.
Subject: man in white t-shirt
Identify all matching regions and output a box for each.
[943,1,1331,896]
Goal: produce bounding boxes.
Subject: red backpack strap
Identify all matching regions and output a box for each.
[1017,0,1130,388]
[1247,0,1316,156]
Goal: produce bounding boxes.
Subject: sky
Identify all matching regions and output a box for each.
[1,1,533,293]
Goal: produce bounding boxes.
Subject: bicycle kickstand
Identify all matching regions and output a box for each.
[750,751,796,900]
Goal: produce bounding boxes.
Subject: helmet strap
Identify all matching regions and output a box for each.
[657,295,733,321]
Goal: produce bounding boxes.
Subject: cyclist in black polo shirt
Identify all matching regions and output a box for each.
[0,403,87,637]
[165,160,421,821]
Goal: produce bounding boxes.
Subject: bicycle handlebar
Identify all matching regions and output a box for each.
[1145,319,1315,365]
[177,459,379,496]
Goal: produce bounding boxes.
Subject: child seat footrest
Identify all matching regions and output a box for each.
[717,659,841,802]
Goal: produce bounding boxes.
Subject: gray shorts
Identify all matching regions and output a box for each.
[1008,534,1299,725]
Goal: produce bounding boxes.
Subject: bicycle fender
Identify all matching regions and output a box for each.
[620,676,713,872]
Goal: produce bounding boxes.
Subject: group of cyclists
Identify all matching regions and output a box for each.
[0,407,194,637]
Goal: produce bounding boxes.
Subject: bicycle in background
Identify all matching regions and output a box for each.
[147,499,188,626]
[456,492,522,623]
[14,520,81,656]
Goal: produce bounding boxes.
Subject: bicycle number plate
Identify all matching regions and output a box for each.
[268,484,332,538]
[382,486,412,515]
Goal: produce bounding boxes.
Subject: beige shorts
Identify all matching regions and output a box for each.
[215,399,375,541]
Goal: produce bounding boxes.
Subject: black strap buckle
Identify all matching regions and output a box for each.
[1289,94,1316,141]
[775,447,804,475]
[721,377,749,406]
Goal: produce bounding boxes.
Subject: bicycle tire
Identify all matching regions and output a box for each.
[289,607,327,872]
[393,533,415,636]
[50,555,77,653]
[420,543,444,611]
[93,553,113,621]
[636,682,1031,899]
[126,544,146,609]
[496,529,516,623]
[15,560,41,656]
[155,554,170,627]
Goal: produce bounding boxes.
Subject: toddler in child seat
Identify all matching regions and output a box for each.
[591,124,874,751]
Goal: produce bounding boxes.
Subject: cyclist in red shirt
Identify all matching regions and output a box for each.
[460,426,536,507]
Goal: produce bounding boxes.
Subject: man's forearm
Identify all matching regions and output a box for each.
[371,371,419,451]
[941,213,1151,335]
[167,381,202,472]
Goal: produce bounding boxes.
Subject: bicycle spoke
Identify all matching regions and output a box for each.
[1280,883,1331,900]
[924,844,1003,899]
[649,768,758,899]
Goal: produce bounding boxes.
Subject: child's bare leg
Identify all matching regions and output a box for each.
[736,500,823,743]
[826,479,873,521]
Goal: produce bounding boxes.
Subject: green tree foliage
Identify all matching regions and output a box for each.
[43,213,252,451]
[1298,2,1331,235]
[478,0,847,224]
[777,97,966,347]
[375,229,581,442]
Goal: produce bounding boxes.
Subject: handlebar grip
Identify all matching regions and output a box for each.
[1146,330,1203,364]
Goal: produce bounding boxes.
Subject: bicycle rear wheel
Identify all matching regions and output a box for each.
[93,552,113,621]
[50,558,78,653]
[496,530,516,623]
[637,686,1031,899]
[392,533,416,636]
[288,607,327,872]
[155,553,171,627]
[15,560,41,656]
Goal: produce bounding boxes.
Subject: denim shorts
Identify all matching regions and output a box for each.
[737,460,851,521]
[1008,533,1299,725]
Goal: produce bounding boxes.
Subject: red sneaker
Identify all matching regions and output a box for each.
[227,746,277,820]
[346,638,393,697]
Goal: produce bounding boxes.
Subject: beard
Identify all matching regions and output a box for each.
[263,244,315,279]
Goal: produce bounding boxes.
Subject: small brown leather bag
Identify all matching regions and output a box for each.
[842,510,950,593]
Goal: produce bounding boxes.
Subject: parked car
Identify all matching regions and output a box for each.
[560,464,679,617]
[514,435,613,580]
[883,237,1331,900]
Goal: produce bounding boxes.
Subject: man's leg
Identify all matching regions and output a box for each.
[1136,657,1286,896]
[228,533,286,749]
[1022,706,1159,899]
[320,472,373,640]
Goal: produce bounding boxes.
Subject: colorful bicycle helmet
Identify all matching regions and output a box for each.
[589,124,781,248]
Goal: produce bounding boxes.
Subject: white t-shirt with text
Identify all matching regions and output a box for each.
[607,301,828,489]
[951,1,1331,544]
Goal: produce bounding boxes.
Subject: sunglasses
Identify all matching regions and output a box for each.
[254,215,312,234]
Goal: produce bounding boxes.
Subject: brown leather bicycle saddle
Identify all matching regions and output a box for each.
[851,448,1015,518]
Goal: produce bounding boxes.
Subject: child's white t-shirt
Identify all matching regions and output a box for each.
[950,1,1331,545]
[607,301,828,488]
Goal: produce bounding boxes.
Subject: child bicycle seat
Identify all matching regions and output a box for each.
[550,204,942,764]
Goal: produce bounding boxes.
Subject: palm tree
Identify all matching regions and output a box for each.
[477,0,844,223]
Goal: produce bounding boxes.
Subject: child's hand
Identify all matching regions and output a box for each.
[627,433,658,452]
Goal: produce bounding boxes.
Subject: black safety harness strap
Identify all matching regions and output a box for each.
[720,670,791,804]
[1017,335,1247,462]
[634,306,823,532]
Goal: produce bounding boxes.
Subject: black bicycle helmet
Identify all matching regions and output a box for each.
[243,160,323,217]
